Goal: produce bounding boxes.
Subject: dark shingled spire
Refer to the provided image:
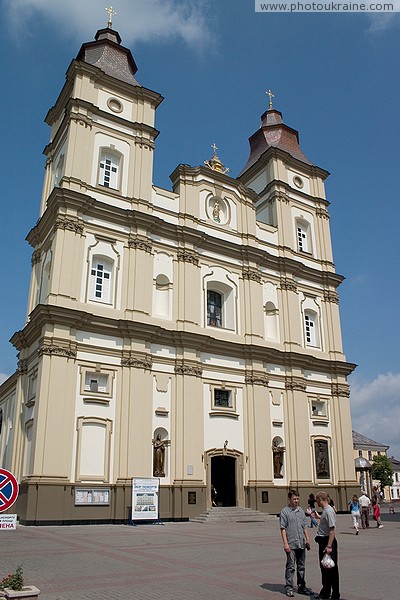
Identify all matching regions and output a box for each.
[239,108,314,176]
[76,28,140,87]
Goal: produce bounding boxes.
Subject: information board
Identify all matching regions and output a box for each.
[131,478,159,521]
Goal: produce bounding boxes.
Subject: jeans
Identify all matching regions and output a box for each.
[285,547,306,591]
[316,535,340,599]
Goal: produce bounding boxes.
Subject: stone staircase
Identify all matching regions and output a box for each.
[190,506,276,524]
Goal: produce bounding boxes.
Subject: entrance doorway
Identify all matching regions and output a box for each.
[211,455,236,506]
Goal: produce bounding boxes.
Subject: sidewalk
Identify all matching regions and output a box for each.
[0,512,398,599]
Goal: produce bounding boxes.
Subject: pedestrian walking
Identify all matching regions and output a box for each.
[279,489,313,597]
[314,491,340,600]
[348,494,360,534]
[372,499,383,528]
[358,492,371,529]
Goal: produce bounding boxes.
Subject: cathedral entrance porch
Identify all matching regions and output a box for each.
[205,448,245,510]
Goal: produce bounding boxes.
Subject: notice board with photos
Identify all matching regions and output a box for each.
[131,478,160,521]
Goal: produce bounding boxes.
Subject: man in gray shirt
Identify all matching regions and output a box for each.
[280,489,313,597]
[314,491,340,600]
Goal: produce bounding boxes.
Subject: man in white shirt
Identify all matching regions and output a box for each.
[358,492,371,529]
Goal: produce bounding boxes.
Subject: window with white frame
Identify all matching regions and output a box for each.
[89,256,113,304]
[296,219,312,254]
[210,386,236,413]
[304,310,320,347]
[84,372,109,394]
[311,398,327,418]
[98,150,121,189]
[207,290,223,327]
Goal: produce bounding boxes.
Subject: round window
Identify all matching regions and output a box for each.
[293,176,304,189]
[107,98,123,113]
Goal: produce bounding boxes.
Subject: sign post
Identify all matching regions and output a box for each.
[0,468,19,513]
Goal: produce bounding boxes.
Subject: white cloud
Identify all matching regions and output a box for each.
[366,14,400,34]
[350,372,400,460]
[5,0,213,48]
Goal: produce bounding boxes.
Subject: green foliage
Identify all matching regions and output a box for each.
[371,454,394,491]
[0,565,24,591]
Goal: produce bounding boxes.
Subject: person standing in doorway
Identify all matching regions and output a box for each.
[358,491,371,529]
[280,489,313,597]
[314,491,340,600]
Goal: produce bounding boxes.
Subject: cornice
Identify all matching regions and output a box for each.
[11,304,357,378]
[27,187,344,289]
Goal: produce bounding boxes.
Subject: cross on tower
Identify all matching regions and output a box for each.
[211,143,218,155]
[105,6,117,28]
[266,89,274,109]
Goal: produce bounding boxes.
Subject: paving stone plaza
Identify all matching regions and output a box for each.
[0,511,398,599]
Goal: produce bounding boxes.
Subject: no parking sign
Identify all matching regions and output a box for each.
[0,468,19,513]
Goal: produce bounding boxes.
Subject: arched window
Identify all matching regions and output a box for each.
[296,219,312,254]
[89,256,113,304]
[207,290,223,327]
[304,309,320,347]
[98,150,121,189]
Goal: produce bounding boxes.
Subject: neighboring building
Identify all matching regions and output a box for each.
[352,430,389,498]
[388,457,400,503]
[0,25,358,525]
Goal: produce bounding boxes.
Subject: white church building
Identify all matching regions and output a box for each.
[0,25,358,524]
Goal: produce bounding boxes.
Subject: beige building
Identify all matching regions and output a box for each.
[0,26,358,525]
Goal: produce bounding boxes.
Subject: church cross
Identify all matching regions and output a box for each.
[266,89,274,109]
[211,143,218,155]
[105,6,117,28]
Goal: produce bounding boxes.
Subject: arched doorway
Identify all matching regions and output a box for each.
[211,455,236,506]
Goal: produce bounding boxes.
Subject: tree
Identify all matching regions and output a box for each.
[371,455,394,493]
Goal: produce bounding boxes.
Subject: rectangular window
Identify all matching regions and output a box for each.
[214,389,231,408]
[207,290,223,327]
[84,372,109,394]
[80,367,115,402]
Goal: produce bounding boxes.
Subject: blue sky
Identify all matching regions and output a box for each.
[1,1,399,457]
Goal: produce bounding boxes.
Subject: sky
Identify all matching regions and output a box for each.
[1,0,399,457]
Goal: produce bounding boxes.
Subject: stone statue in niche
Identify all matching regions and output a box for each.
[153,434,165,477]
[212,199,221,223]
[315,441,330,478]
[272,440,285,478]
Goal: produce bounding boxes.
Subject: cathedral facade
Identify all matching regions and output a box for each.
[0,27,358,524]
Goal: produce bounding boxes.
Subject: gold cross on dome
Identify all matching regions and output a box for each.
[266,89,274,109]
[211,143,218,155]
[105,6,117,28]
